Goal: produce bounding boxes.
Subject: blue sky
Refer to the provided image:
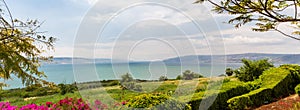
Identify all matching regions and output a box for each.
[7,0,300,60]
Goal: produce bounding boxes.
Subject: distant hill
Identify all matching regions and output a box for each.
[163,53,300,64]
[47,53,300,65]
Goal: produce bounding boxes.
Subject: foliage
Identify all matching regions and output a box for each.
[58,83,78,95]
[228,88,272,110]
[188,81,250,110]
[126,93,191,110]
[24,83,43,91]
[295,84,300,95]
[159,75,168,81]
[0,102,18,110]
[195,0,300,40]
[177,70,203,80]
[244,80,261,91]
[0,97,130,110]
[227,66,300,109]
[120,73,134,83]
[1,85,60,98]
[176,75,182,80]
[235,58,273,82]
[120,73,142,92]
[225,68,234,76]
[0,0,56,87]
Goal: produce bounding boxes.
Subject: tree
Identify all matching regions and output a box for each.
[159,75,168,81]
[195,0,300,40]
[225,67,234,76]
[235,58,274,82]
[179,70,203,80]
[120,73,142,91]
[120,73,134,84]
[0,0,56,88]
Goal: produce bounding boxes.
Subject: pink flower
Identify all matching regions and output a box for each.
[46,102,53,107]
[121,101,126,105]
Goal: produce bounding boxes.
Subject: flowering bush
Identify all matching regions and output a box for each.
[19,104,49,110]
[0,97,128,110]
[0,102,18,110]
[51,97,91,110]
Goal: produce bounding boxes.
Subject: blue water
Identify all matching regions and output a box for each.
[2,63,242,89]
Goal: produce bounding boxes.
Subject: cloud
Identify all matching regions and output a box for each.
[25,0,300,59]
[69,0,98,5]
[224,35,283,44]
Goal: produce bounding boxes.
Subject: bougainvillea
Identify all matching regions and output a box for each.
[0,97,128,110]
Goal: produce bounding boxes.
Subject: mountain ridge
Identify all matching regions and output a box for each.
[48,53,300,64]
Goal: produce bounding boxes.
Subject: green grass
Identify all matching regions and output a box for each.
[3,92,81,106]
[1,77,242,107]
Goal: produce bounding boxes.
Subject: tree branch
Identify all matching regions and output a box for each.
[2,0,14,34]
[273,28,300,40]
[294,0,297,19]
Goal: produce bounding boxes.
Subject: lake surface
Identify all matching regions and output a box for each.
[3,63,242,89]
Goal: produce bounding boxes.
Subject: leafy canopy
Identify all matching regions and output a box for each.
[0,0,56,88]
[177,70,203,80]
[225,67,234,76]
[195,0,300,40]
[235,58,274,82]
[120,73,142,91]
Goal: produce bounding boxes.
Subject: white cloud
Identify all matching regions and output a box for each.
[69,0,98,5]
[224,35,283,44]
[65,0,300,59]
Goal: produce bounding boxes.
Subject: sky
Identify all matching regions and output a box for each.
[6,0,300,61]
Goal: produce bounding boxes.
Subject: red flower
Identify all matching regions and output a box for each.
[46,102,53,107]
[121,101,126,105]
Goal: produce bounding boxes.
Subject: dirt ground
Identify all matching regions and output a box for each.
[255,94,300,110]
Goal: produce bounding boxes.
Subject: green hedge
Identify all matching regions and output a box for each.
[126,93,191,110]
[188,81,251,110]
[295,84,300,95]
[227,88,272,109]
[227,65,300,110]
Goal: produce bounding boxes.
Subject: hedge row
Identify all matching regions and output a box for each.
[188,81,252,110]
[126,93,192,110]
[295,84,300,95]
[227,65,300,110]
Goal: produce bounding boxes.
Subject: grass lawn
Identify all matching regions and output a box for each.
[1,77,241,108]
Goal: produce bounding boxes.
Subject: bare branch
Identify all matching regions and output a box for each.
[273,28,300,40]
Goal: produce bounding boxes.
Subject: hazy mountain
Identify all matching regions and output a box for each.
[163,53,300,64]
[47,53,300,65]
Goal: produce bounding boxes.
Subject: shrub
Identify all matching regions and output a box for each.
[126,93,169,108]
[159,75,168,81]
[120,73,143,92]
[0,97,130,110]
[223,78,231,83]
[58,83,78,95]
[227,66,300,109]
[126,93,191,110]
[176,75,182,80]
[178,70,203,80]
[25,84,43,91]
[295,84,300,95]
[188,81,250,110]
[235,58,274,82]
[107,80,120,86]
[120,73,134,83]
[227,88,272,110]
[225,68,234,76]
[245,80,261,91]
[0,102,18,110]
